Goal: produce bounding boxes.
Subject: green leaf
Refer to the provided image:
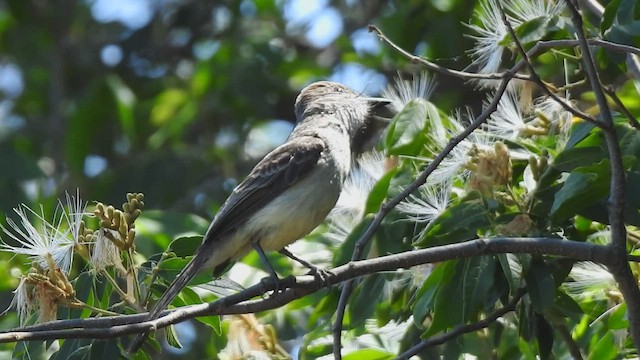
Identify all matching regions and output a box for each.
[135,210,209,251]
[423,257,495,337]
[197,315,222,335]
[349,274,386,328]
[66,345,91,360]
[602,0,622,34]
[497,254,519,293]
[413,261,455,326]
[88,340,120,360]
[416,194,492,247]
[587,331,617,360]
[564,121,597,149]
[364,167,398,214]
[167,235,204,258]
[51,340,91,360]
[608,303,628,330]
[423,266,465,337]
[384,98,428,156]
[534,314,553,360]
[164,324,183,349]
[513,16,558,44]
[550,147,607,173]
[461,256,496,317]
[333,214,374,266]
[524,260,555,311]
[13,341,45,360]
[343,348,394,360]
[106,74,137,140]
[552,290,584,317]
[550,160,611,221]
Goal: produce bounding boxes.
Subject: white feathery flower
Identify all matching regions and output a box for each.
[328,151,388,242]
[3,277,35,326]
[62,190,87,245]
[466,0,510,74]
[533,95,573,142]
[325,213,361,244]
[506,0,566,22]
[396,182,452,226]
[382,72,436,113]
[486,87,529,140]
[91,228,125,274]
[332,151,386,219]
[564,261,616,301]
[429,112,494,184]
[1,204,75,274]
[358,150,387,182]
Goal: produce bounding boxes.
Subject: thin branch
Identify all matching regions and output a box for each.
[602,86,640,130]
[396,288,527,360]
[367,25,533,82]
[368,25,640,80]
[0,237,612,342]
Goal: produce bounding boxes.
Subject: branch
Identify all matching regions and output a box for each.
[603,86,640,130]
[0,237,611,343]
[367,25,534,82]
[397,288,527,360]
[565,0,640,351]
[368,25,640,80]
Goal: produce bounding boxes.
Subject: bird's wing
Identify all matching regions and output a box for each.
[203,135,326,243]
[126,136,326,354]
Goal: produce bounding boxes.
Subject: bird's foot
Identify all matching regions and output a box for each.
[306,264,334,286]
[279,247,334,286]
[259,273,285,295]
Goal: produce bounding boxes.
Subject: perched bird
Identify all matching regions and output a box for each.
[128,81,390,352]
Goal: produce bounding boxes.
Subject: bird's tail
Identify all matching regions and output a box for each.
[127,249,209,353]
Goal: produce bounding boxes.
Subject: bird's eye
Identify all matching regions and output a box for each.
[334,87,343,93]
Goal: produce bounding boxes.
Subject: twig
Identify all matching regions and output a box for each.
[367,25,533,82]
[368,25,640,80]
[396,288,527,360]
[602,86,640,130]
[0,237,611,342]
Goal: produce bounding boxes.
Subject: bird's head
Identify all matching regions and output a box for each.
[294,81,390,125]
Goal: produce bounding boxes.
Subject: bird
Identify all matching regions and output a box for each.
[128,81,390,352]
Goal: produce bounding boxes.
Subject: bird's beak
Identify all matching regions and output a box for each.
[364,97,392,110]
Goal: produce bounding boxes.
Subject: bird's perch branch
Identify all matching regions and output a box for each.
[0,237,611,343]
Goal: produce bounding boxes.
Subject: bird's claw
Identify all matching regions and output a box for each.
[306,265,334,286]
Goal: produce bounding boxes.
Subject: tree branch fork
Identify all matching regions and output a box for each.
[0,236,621,343]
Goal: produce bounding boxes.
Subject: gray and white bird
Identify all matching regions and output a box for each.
[128,81,390,352]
